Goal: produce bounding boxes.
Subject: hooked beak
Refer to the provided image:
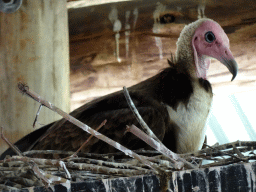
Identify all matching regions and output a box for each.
[219,57,238,81]
[207,43,238,81]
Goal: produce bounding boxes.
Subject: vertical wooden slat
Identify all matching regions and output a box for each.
[0,0,70,154]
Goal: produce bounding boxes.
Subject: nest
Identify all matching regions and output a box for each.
[2,141,256,191]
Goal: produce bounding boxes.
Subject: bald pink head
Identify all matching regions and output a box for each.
[192,20,238,81]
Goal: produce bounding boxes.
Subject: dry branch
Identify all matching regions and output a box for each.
[17,82,160,173]
[23,150,112,161]
[68,157,148,171]
[65,161,151,177]
[67,119,107,159]
[1,127,71,189]
[1,127,23,157]
[123,86,161,143]
[0,156,64,188]
[127,125,197,169]
[33,104,43,128]
[2,140,256,190]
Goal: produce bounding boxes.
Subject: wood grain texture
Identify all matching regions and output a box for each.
[68,0,256,110]
[0,0,70,154]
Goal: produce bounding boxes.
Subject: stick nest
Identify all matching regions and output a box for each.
[1,141,256,190]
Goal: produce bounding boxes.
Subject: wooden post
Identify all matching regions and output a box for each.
[0,0,70,154]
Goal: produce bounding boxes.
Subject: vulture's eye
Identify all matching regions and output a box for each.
[205,31,215,43]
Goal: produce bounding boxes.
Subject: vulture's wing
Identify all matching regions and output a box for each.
[1,89,174,158]
[33,90,172,153]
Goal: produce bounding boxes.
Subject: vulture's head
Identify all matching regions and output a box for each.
[176,18,238,81]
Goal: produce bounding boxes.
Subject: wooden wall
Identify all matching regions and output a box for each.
[0,0,70,154]
[68,0,256,110]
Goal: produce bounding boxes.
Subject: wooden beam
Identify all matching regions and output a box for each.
[0,0,70,154]
[67,0,256,109]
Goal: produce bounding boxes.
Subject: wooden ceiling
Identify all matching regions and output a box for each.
[67,0,256,110]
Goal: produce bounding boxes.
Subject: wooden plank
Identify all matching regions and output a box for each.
[68,0,256,109]
[0,0,70,154]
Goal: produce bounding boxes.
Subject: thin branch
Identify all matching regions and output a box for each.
[123,86,161,143]
[17,82,161,173]
[65,160,151,177]
[1,127,23,156]
[204,144,242,160]
[69,157,150,171]
[23,149,164,162]
[23,150,110,161]
[181,141,256,160]
[1,126,71,188]
[30,158,71,180]
[127,125,197,169]
[66,119,107,159]
[1,156,53,188]
[2,140,256,190]
[33,104,43,128]
[202,141,256,151]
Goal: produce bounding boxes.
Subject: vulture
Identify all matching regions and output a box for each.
[0,18,238,159]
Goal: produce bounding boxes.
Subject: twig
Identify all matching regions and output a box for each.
[33,104,43,128]
[37,159,72,180]
[181,141,256,159]
[200,155,254,168]
[187,143,247,161]
[65,119,107,159]
[1,156,53,188]
[1,127,23,156]
[23,150,111,161]
[17,82,161,173]
[65,161,151,177]
[203,141,256,151]
[68,157,149,171]
[123,86,161,143]
[205,144,242,160]
[2,141,256,190]
[127,125,197,169]
[23,149,164,162]
[1,126,70,188]
[33,158,71,180]
[27,161,53,188]
[1,156,71,187]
